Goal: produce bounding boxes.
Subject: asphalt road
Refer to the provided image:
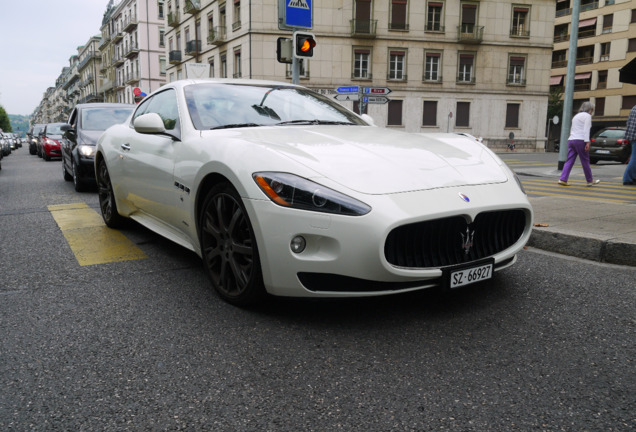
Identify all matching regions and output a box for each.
[1,150,634,431]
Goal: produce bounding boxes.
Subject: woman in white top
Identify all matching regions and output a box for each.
[559,101,600,187]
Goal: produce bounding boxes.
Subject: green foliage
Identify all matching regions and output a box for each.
[0,105,12,133]
[548,87,564,121]
[8,114,31,137]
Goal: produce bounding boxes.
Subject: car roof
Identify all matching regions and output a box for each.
[75,102,134,110]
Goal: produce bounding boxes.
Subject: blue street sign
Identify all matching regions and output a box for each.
[336,86,360,94]
[286,0,312,29]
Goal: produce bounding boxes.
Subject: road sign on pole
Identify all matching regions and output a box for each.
[363,96,390,104]
[278,0,313,30]
[334,94,360,102]
[336,86,360,94]
[363,87,392,95]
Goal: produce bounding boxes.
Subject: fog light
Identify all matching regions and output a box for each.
[290,236,306,254]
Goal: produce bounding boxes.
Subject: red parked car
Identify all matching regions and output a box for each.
[38,123,65,161]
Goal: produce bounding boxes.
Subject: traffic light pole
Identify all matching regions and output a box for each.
[292,56,300,85]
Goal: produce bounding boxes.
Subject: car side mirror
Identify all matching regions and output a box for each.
[134,112,167,134]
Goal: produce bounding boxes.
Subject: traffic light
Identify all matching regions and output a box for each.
[277,37,293,64]
[293,31,316,58]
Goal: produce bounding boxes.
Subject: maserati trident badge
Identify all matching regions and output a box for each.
[460,227,475,255]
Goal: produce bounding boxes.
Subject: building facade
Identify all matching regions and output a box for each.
[551,0,636,137]
[78,36,103,104]
[165,0,555,151]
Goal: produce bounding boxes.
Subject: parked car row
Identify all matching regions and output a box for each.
[0,131,27,170]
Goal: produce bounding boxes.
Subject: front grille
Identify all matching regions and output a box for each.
[385,210,526,268]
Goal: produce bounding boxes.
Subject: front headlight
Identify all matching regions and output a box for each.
[253,172,371,216]
[78,145,95,157]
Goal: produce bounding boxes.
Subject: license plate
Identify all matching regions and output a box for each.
[595,150,610,154]
[448,262,493,289]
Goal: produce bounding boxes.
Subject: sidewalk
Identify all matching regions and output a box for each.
[514,164,636,267]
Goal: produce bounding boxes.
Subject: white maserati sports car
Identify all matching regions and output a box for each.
[95,79,533,306]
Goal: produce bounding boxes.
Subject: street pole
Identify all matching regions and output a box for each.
[558,0,580,170]
[292,56,299,85]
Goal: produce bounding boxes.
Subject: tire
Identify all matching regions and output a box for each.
[63,159,72,181]
[199,182,265,306]
[72,160,85,192]
[590,158,598,165]
[96,159,127,228]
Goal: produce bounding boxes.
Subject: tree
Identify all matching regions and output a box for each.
[0,105,12,132]
[548,87,564,121]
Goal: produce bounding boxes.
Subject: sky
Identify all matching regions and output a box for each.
[0,1,110,116]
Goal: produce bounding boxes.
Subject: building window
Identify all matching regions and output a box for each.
[353,48,371,79]
[426,1,444,31]
[552,50,566,68]
[159,28,165,47]
[622,95,636,110]
[511,6,529,37]
[505,103,520,128]
[600,42,610,61]
[158,0,164,18]
[632,9,636,23]
[220,52,227,78]
[460,3,478,34]
[159,56,166,75]
[629,38,636,53]
[208,57,215,77]
[388,100,403,126]
[390,0,408,30]
[597,70,607,89]
[595,97,605,116]
[458,53,474,83]
[286,59,309,78]
[456,101,470,127]
[233,0,241,30]
[233,49,241,78]
[422,100,437,126]
[424,52,441,81]
[388,50,406,80]
[169,72,175,82]
[508,56,526,85]
[602,14,613,33]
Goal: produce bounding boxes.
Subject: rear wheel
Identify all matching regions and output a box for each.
[199,182,265,306]
[96,159,127,228]
[590,158,598,164]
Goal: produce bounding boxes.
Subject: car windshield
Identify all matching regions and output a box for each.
[596,129,625,139]
[184,83,366,130]
[46,124,65,135]
[81,107,134,131]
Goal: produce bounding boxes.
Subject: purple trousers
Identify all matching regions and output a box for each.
[560,139,594,183]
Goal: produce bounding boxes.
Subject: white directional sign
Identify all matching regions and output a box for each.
[334,94,360,101]
[363,96,390,104]
[363,87,392,95]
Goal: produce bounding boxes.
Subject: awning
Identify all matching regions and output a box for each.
[578,18,597,27]
[619,57,636,84]
[550,75,563,85]
[575,72,592,80]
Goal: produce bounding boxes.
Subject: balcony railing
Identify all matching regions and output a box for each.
[507,77,526,86]
[123,15,138,32]
[111,31,123,42]
[113,54,125,67]
[576,56,593,65]
[552,60,567,68]
[169,50,182,64]
[574,83,591,91]
[184,0,201,14]
[556,8,571,17]
[232,20,241,31]
[185,40,201,55]
[580,1,598,12]
[207,27,226,45]
[457,75,476,84]
[125,73,140,85]
[389,22,409,31]
[351,72,373,80]
[99,37,110,50]
[387,73,407,81]
[78,53,99,71]
[124,43,140,58]
[168,11,180,27]
[350,19,378,38]
[423,72,442,82]
[425,23,445,33]
[510,26,529,38]
[554,34,569,43]
[457,25,484,43]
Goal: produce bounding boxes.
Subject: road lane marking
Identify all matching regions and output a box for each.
[48,203,146,266]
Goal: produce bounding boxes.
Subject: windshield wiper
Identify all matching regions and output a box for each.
[276,120,355,126]
[210,123,262,130]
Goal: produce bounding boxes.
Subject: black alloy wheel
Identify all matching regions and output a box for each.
[63,158,72,181]
[97,159,126,228]
[199,182,265,306]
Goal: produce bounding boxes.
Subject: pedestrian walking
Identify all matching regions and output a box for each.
[558,101,600,187]
[622,105,636,186]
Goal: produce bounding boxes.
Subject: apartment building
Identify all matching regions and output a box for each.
[165,0,555,151]
[78,36,103,104]
[99,0,166,104]
[551,0,636,136]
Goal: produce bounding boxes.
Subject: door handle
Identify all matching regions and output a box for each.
[121,143,131,151]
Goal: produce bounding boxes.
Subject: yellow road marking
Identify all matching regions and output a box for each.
[48,203,146,266]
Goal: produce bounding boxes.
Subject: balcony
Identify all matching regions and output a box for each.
[552,60,567,68]
[556,8,571,17]
[125,73,140,85]
[388,22,409,31]
[510,26,529,38]
[184,0,201,14]
[111,31,123,42]
[124,43,140,59]
[78,53,99,71]
[168,11,180,27]
[115,80,126,90]
[350,19,378,38]
[185,40,201,55]
[457,25,484,43]
[578,27,596,39]
[554,33,569,43]
[169,50,182,64]
[99,37,110,51]
[576,56,593,65]
[580,1,598,12]
[113,54,125,67]
[207,27,226,45]
[123,15,138,32]
[232,20,241,31]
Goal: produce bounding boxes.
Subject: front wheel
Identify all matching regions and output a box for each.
[590,158,598,165]
[73,160,85,192]
[96,159,127,228]
[199,182,265,306]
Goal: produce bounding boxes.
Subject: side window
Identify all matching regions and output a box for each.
[68,109,78,128]
[146,89,179,130]
[132,97,152,124]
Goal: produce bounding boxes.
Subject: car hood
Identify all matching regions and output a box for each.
[78,130,103,146]
[205,126,508,195]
